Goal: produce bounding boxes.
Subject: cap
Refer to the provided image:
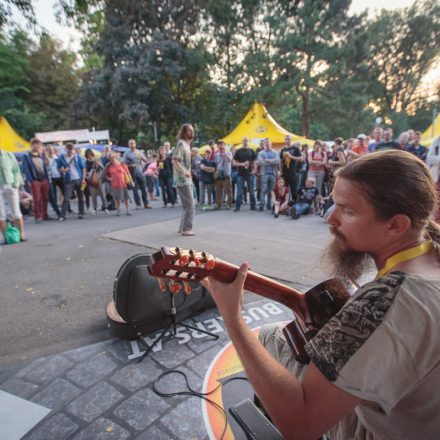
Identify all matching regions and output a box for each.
[357,133,367,139]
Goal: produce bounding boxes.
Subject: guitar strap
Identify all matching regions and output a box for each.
[376,240,433,278]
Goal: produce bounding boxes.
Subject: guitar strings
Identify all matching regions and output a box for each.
[152,370,249,440]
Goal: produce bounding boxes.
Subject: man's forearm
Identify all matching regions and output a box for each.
[233,160,246,167]
[173,159,188,176]
[267,158,280,165]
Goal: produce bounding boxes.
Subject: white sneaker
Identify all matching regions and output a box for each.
[92,210,97,215]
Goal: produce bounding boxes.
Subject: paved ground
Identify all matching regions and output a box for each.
[1,199,177,367]
[0,198,333,439]
[0,298,292,440]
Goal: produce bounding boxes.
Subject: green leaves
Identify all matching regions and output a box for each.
[0,0,35,28]
[363,0,440,115]
[4,0,434,143]
[0,28,79,137]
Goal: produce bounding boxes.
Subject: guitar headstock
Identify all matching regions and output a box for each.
[148,246,217,285]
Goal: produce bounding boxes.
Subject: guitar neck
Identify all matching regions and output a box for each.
[212,260,309,322]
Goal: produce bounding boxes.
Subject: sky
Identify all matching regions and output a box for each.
[13,0,419,52]
[10,0,438,86]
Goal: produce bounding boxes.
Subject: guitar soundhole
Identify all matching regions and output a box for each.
[319,290,334,305]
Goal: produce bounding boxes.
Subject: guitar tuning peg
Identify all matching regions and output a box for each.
[179,255,189,265]
[205,259,216,270]
[157,278,166,292]
[183,282,191,295]
[169,281,182,294]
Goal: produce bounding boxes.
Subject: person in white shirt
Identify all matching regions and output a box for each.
[426,137,440,183]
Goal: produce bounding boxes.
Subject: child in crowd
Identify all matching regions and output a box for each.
[144,155,158,201]
[290,177,319,219]
[271,177,289,218]
[102,153,132,216]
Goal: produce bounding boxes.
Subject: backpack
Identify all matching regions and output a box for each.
[106,193,116,210]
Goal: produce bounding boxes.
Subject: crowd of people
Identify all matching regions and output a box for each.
[0,124,439,243]
[189,126,439,225]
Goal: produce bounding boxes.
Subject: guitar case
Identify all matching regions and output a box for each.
[106,253,216,339]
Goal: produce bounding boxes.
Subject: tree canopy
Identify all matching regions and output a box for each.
[1,0,439,145]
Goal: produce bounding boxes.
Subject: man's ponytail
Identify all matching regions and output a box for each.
[425,219,440,261]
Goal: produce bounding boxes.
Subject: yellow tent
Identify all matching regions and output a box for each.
[0,117,30,153]
[421,114,440,147]
[221,103,313,148]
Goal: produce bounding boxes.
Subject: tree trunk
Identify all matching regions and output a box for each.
[300,93,309,138]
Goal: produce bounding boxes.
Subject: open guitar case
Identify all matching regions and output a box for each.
[106,253,216,339]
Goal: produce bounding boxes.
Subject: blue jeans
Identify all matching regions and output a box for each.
[49,181,61,218]
[294,202,310,216]
[295,171,304,198]
[154,177,160,197]
[131,171,148,206]
[231,170,238,203]
[260,174,276,209]
[159,176,175,205]
[235,174,256,209]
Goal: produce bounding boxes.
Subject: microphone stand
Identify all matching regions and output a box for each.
[137,291,219,362]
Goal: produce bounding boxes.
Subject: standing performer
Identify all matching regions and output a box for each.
[202,150,440,440]
[173,124,196,236]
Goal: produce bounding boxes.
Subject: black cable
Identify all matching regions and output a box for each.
[176,290,188,308]
[153,370,248,440]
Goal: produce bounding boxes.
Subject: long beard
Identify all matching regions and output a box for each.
[322,227,374,282]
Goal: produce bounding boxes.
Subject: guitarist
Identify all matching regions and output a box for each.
[201,150,440,440]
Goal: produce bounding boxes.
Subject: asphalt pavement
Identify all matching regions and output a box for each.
[1,198,332,368]
[0,198,181,367]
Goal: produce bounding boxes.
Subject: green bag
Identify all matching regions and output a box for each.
[5,222,21,244]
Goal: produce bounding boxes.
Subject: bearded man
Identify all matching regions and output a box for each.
[202,150,440,440]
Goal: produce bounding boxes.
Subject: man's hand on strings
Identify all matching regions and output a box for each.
[200,262,249,324]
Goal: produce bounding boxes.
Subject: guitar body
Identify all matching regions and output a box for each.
[283,278,356,363]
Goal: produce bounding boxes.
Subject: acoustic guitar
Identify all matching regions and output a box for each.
[147,246,357,363]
